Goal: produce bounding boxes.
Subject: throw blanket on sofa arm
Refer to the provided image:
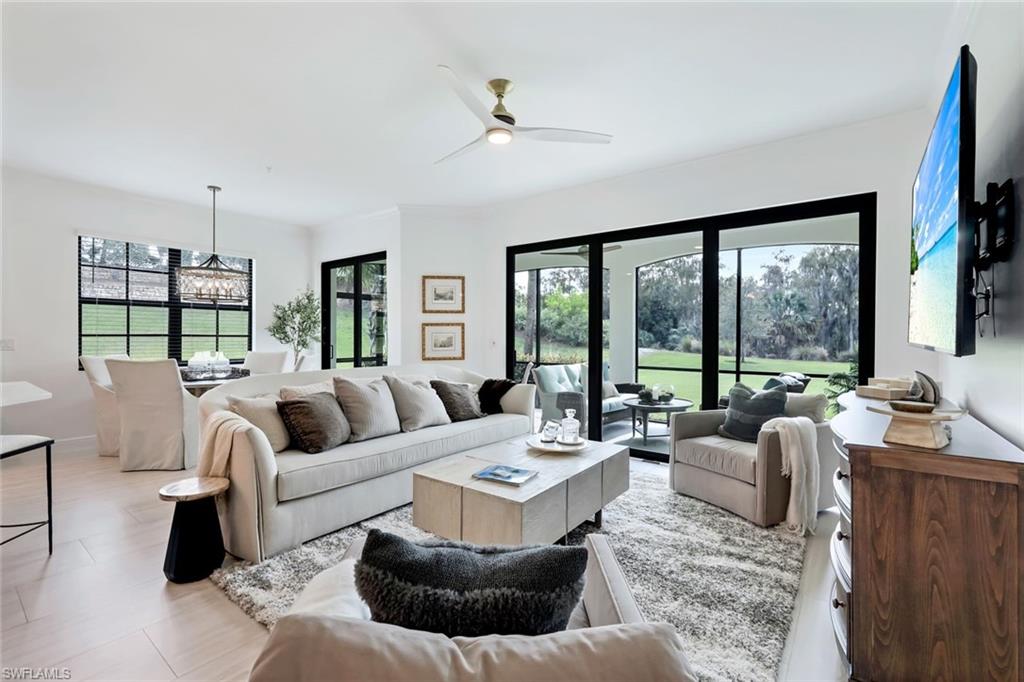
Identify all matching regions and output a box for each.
[198,410,255,478]
[761,416,820,536]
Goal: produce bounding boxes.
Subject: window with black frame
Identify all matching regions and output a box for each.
[78,236,252,364]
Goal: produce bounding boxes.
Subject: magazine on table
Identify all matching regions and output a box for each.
[472,464,538,486]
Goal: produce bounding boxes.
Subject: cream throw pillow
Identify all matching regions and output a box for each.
[280,380,334,401]
[382,375,451,432]
[784,393,828,423]
[227,394,290,452]
[333,377,401,442]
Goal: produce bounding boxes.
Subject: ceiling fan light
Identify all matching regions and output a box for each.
[486,128,513,145]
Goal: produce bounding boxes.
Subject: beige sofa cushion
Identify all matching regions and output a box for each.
[274,414,531,501]
[383,375,451,432]
[674,434,757,484]
[227,394,290,452]
[333,377,401,442]
[250,615,696,682]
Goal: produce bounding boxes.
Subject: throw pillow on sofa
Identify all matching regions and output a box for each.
[276,393,351,453]
[355,529,587,637]
[333,377,401,442]
[382,375,451,432]
[719,383,787,442]
[430,380,484,422]
[280,380,334,400]
[477,378,517,414]
[784,393,827,423]
[228,394,291,452]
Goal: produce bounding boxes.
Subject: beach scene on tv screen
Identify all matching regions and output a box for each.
[909,59,960,353]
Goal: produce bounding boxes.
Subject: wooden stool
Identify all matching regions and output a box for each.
[159,477,229,583]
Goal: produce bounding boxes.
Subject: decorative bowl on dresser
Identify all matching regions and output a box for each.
[830,391,1024,681]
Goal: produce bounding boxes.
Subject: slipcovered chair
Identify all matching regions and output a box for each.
[79,354,129,457]
[532,363,641,435]
[106,359,198,471]
[242,351,290,375]
[668,394,837,526]
[250,534,697,682]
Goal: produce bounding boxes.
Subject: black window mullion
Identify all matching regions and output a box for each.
[735,248,742,385]
[167,248,183,362]
[353,262,363,367]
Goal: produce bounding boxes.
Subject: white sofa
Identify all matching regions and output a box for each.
[198,364,535,563]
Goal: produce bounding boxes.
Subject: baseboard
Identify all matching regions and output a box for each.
[54,435,97,455]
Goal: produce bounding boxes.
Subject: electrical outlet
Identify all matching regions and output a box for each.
[0,339,14,351]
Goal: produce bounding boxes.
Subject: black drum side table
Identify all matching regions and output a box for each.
[159,476,229,583]
[1,435,54,554]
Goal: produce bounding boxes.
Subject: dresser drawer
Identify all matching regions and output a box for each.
[830,580,851,662]
[830,519,852,589]
[833,467,852,517]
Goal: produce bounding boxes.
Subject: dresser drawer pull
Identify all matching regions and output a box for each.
[832,597,846,610]
[836,530,849,541]
[836,470,849,481]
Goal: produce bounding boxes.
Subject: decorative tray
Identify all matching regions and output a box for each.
[526,434,587,453]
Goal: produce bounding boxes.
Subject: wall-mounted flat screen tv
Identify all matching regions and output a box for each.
[908,44,977,357]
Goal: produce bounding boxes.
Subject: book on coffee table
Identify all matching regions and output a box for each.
[472,464,538,487]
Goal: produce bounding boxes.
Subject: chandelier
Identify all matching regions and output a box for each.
[177,185,249,303]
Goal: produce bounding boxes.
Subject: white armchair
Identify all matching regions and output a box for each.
[242,351,290,374]
[79,354,129,457]
[106,359,198,471]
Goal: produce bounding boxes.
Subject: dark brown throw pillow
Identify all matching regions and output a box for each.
[276,393,351,453]
[478,378,516,414]
[430,380,484,422]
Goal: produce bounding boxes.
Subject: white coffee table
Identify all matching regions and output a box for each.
[412,436,629,546]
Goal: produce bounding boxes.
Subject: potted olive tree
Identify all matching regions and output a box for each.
[267,288,321,371]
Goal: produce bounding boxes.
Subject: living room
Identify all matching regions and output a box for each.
[2,2,1023,681]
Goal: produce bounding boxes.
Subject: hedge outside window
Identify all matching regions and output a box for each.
[78,236,252,364]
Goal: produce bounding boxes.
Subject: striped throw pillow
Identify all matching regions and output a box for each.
[719,383,787,442]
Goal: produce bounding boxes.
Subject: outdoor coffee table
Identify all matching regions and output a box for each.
[623,397,694,444]
[413,436,629,545]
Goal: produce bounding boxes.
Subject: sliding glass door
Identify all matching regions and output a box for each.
[320,252,387,369]
[507,194,875,461]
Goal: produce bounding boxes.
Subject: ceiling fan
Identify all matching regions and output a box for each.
[539,245,622,260]
[435,65,613,164]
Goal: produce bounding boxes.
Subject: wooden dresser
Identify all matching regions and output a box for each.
[829,392,1024,681]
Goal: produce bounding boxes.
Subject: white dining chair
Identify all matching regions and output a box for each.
[79,354,129,457]
[106,359,198,471]
[242,351,290,374]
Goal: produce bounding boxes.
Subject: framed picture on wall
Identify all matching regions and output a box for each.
[421,322,465,361]
[422,275,465,314]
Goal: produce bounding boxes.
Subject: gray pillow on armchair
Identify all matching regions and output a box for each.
[719,383,787,442]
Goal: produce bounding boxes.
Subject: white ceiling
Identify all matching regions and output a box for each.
[2,2,957,226]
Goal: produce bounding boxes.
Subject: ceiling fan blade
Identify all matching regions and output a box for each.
[434,133,486,165]
[516,126,613,144]
[437,64,498,128]
[540,250,587,258]
[603,245,623,252]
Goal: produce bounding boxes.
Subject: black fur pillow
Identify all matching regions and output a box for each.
[478,378,517,414]
[354,529,587,637]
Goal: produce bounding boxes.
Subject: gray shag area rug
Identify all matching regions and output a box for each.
[211,462,805,681]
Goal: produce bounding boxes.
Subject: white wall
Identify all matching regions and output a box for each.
[935,2,1024,447]
[309,208,403,363]
[0,168,311,448]
[464,108,940,390]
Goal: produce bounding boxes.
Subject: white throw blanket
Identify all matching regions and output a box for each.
[762,416,819,536]
[197,410,255,478]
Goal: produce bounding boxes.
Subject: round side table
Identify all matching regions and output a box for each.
[159,477,230,583]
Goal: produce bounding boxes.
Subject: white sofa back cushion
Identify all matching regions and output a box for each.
[251,615,695,682]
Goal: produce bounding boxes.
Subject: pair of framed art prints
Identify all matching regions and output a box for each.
[421,275,466,361]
